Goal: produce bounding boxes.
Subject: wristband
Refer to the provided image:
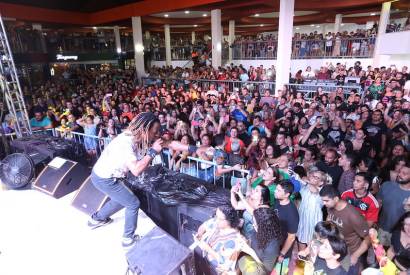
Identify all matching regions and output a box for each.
[147,148,158,159]
[188,145,198,155]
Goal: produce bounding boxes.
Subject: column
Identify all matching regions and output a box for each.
[334,14,342,33]
[211,9,222,68]
[114,26,121,53]
[228,20,235,63]
[164,24,171,66]
[132,16,145,82]
[275,0,295,96]
[191,31,195,44]
[373,1,391,67]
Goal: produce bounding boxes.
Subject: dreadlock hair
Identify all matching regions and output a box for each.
[254,207,283,250]
[127,112,160,156]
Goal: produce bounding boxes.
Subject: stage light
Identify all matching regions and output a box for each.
[370,13,376,16]
[202,13,207,17]
[164,14,169,17]
[254,14,260,17]
[185,11,190,14]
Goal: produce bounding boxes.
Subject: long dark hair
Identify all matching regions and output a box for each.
[259,185,271,206]
[254,207,283,250]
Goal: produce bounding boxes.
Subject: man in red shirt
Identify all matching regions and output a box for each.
[341,172,379,227]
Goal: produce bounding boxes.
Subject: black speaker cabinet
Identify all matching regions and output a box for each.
[71,176,110,216]
[33,157,89,198]
[126,226,195,275]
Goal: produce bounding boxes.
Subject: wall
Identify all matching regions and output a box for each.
[377,31,410,55]
[150,60,193,68]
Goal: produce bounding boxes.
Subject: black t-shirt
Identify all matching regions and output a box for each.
[238,132,251,146]
[273,145,290,158]
[274,200,299,257]
[316,161,343,188]
[227,153,245,178]
[362,120,387,150]
[314,257,347,275]
[391,230,410,270]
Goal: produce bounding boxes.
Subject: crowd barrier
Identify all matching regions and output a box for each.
[2,128,251,188]
[285,83,363,101]
[141,77,363,99]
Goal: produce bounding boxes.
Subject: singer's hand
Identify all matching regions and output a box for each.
[152,139,163,153]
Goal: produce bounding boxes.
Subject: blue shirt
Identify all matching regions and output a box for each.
[30,117,52,128]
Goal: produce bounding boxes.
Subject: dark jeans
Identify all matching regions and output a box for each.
[91,171,140,239]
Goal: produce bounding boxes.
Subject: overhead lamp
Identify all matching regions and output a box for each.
[310,24,315,27]
[164,14,169,17]
[370,13,376,16]
[254,14,260,17]
[296,27,300,30]
[202,13,207,17]
[185,10,190,14]
[194,25,198,27]
[92,26,97,30]
[341,23,345,26]
[260,24,264,27]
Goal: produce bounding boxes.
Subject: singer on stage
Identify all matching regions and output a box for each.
[88,112,198,248]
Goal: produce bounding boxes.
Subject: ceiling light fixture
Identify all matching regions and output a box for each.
[370,13,376,16]
[185,10,190,14]
[164,14,169,17]
[296,27,300,30]
[260,24,264,27]
[202,13,207,17]
[254,14,260,17]
[341,23,345,26]
[194,25,198,27]
[310,24,315,27]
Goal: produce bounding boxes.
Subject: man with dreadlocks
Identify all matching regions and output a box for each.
[88,112,197,248]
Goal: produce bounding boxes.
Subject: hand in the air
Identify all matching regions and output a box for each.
[152,138,163,153]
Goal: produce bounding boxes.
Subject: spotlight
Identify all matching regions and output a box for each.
[260,24,264,27]
[194,25,198,27]
[370,13,376,16]
[254,14,260,17]
[296,27,300,30]
[185,11,190,14]
[202,13,207,17]
[164,14,169,17]
[310,24,315,27]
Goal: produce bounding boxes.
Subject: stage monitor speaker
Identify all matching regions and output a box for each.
[71,176,109,216]
[126,226,195,275]
[33,157,89,199]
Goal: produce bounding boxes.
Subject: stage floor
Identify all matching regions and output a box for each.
[0,187,157,275]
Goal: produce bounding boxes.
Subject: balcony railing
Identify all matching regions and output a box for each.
[231,37,375,59]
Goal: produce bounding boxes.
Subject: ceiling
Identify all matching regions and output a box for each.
[1,0,409,34]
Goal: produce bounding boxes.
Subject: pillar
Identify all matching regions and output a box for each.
[211,9,222,68]
[373,1,391,67]
[114,26,121,53]
[191,31,196,44]
[228,20,235,62]
[334,14,342,33]
[275,0,295,96]
[132,17,145,82]
[164,24,171,66]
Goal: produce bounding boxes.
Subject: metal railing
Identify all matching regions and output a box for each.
[285,82,363,101]
[163,150,250,188]
[141,77,276,94]
[231,37,375,59]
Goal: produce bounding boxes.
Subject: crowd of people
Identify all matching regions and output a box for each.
[232,28,378,59]
[1,61,410,274]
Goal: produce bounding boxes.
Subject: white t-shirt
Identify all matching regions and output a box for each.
[93,132,139,178]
